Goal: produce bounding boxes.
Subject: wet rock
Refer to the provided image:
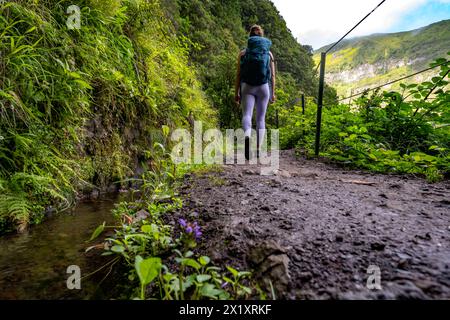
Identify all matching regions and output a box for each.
[243,226,259,238]
[45,207,57,218]
[279,220,293,230]
[248,241,290,297]
[298,271,313,283]
[415,233,432,241]
[230,180,242,186]
[397,259,409,269]
[269,177,282,187]
[133,210,150,223]
[370,242,386,251]
[248,241,287,264]
[385,280,429,299]
[107,184,118,193]
[396,253,412,269]
[90,189,100,199]
[275,170,292,178]
[413,279,440,294]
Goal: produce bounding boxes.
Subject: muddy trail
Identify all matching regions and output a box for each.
[175,150,450,300]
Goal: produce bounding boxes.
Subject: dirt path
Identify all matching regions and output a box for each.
[176,150,450,300]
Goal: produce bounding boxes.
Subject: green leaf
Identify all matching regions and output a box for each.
[200,283,222,299]
[74,79,93,89]
[69,71,81,79]
[111,245,125,253]
[199,256,210,266]
[135,256,162,286]
[432,77,442,84]
[89,222,105,241]
[226,266,239,277]
[162,125,170,137]
[241,286,252,294]
[25,27,36,34]
[238,271,252,278]
[196,274,212,283]
[141,224,158,234]
[181,258,201,270]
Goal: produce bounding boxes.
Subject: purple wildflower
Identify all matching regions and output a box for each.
[194,231,202,239]
[193,224,202,239]
[179,218,202,240]
[179,218,187,227]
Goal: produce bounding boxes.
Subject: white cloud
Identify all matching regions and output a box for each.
[271,0,446,49]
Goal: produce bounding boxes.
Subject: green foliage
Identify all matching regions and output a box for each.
[135,255,162,299]
[89,149,258,300]
[281,57,450,182]
[0,0,216,232]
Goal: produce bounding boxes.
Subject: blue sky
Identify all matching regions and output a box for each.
[271,0,450,49]
[392,1,450,32]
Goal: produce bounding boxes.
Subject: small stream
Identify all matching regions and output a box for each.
[0,196,122,300]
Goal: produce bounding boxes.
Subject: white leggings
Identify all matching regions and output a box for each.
[241,82,270,146]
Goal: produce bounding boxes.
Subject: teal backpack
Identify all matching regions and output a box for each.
[240,36,272,86]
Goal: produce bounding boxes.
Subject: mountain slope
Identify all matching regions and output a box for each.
[314,19,450,97]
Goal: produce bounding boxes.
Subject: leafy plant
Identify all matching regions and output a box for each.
[281,56,450,182]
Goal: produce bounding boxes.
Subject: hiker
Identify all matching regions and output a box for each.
[235,24,276,160]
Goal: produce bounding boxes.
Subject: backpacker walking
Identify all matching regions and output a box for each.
[235,24,276,160]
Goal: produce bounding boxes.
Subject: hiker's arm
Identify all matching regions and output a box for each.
[235,52,243,104]
[270,52,276,102]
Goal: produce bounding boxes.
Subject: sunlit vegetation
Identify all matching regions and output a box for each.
[0,0,215,233]
[280,57,450,182]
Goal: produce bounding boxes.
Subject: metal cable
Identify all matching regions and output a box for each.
[337,60,450,102]
[325,0,387,54]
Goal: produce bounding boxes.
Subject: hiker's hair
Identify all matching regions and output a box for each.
[249,24,264,36]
